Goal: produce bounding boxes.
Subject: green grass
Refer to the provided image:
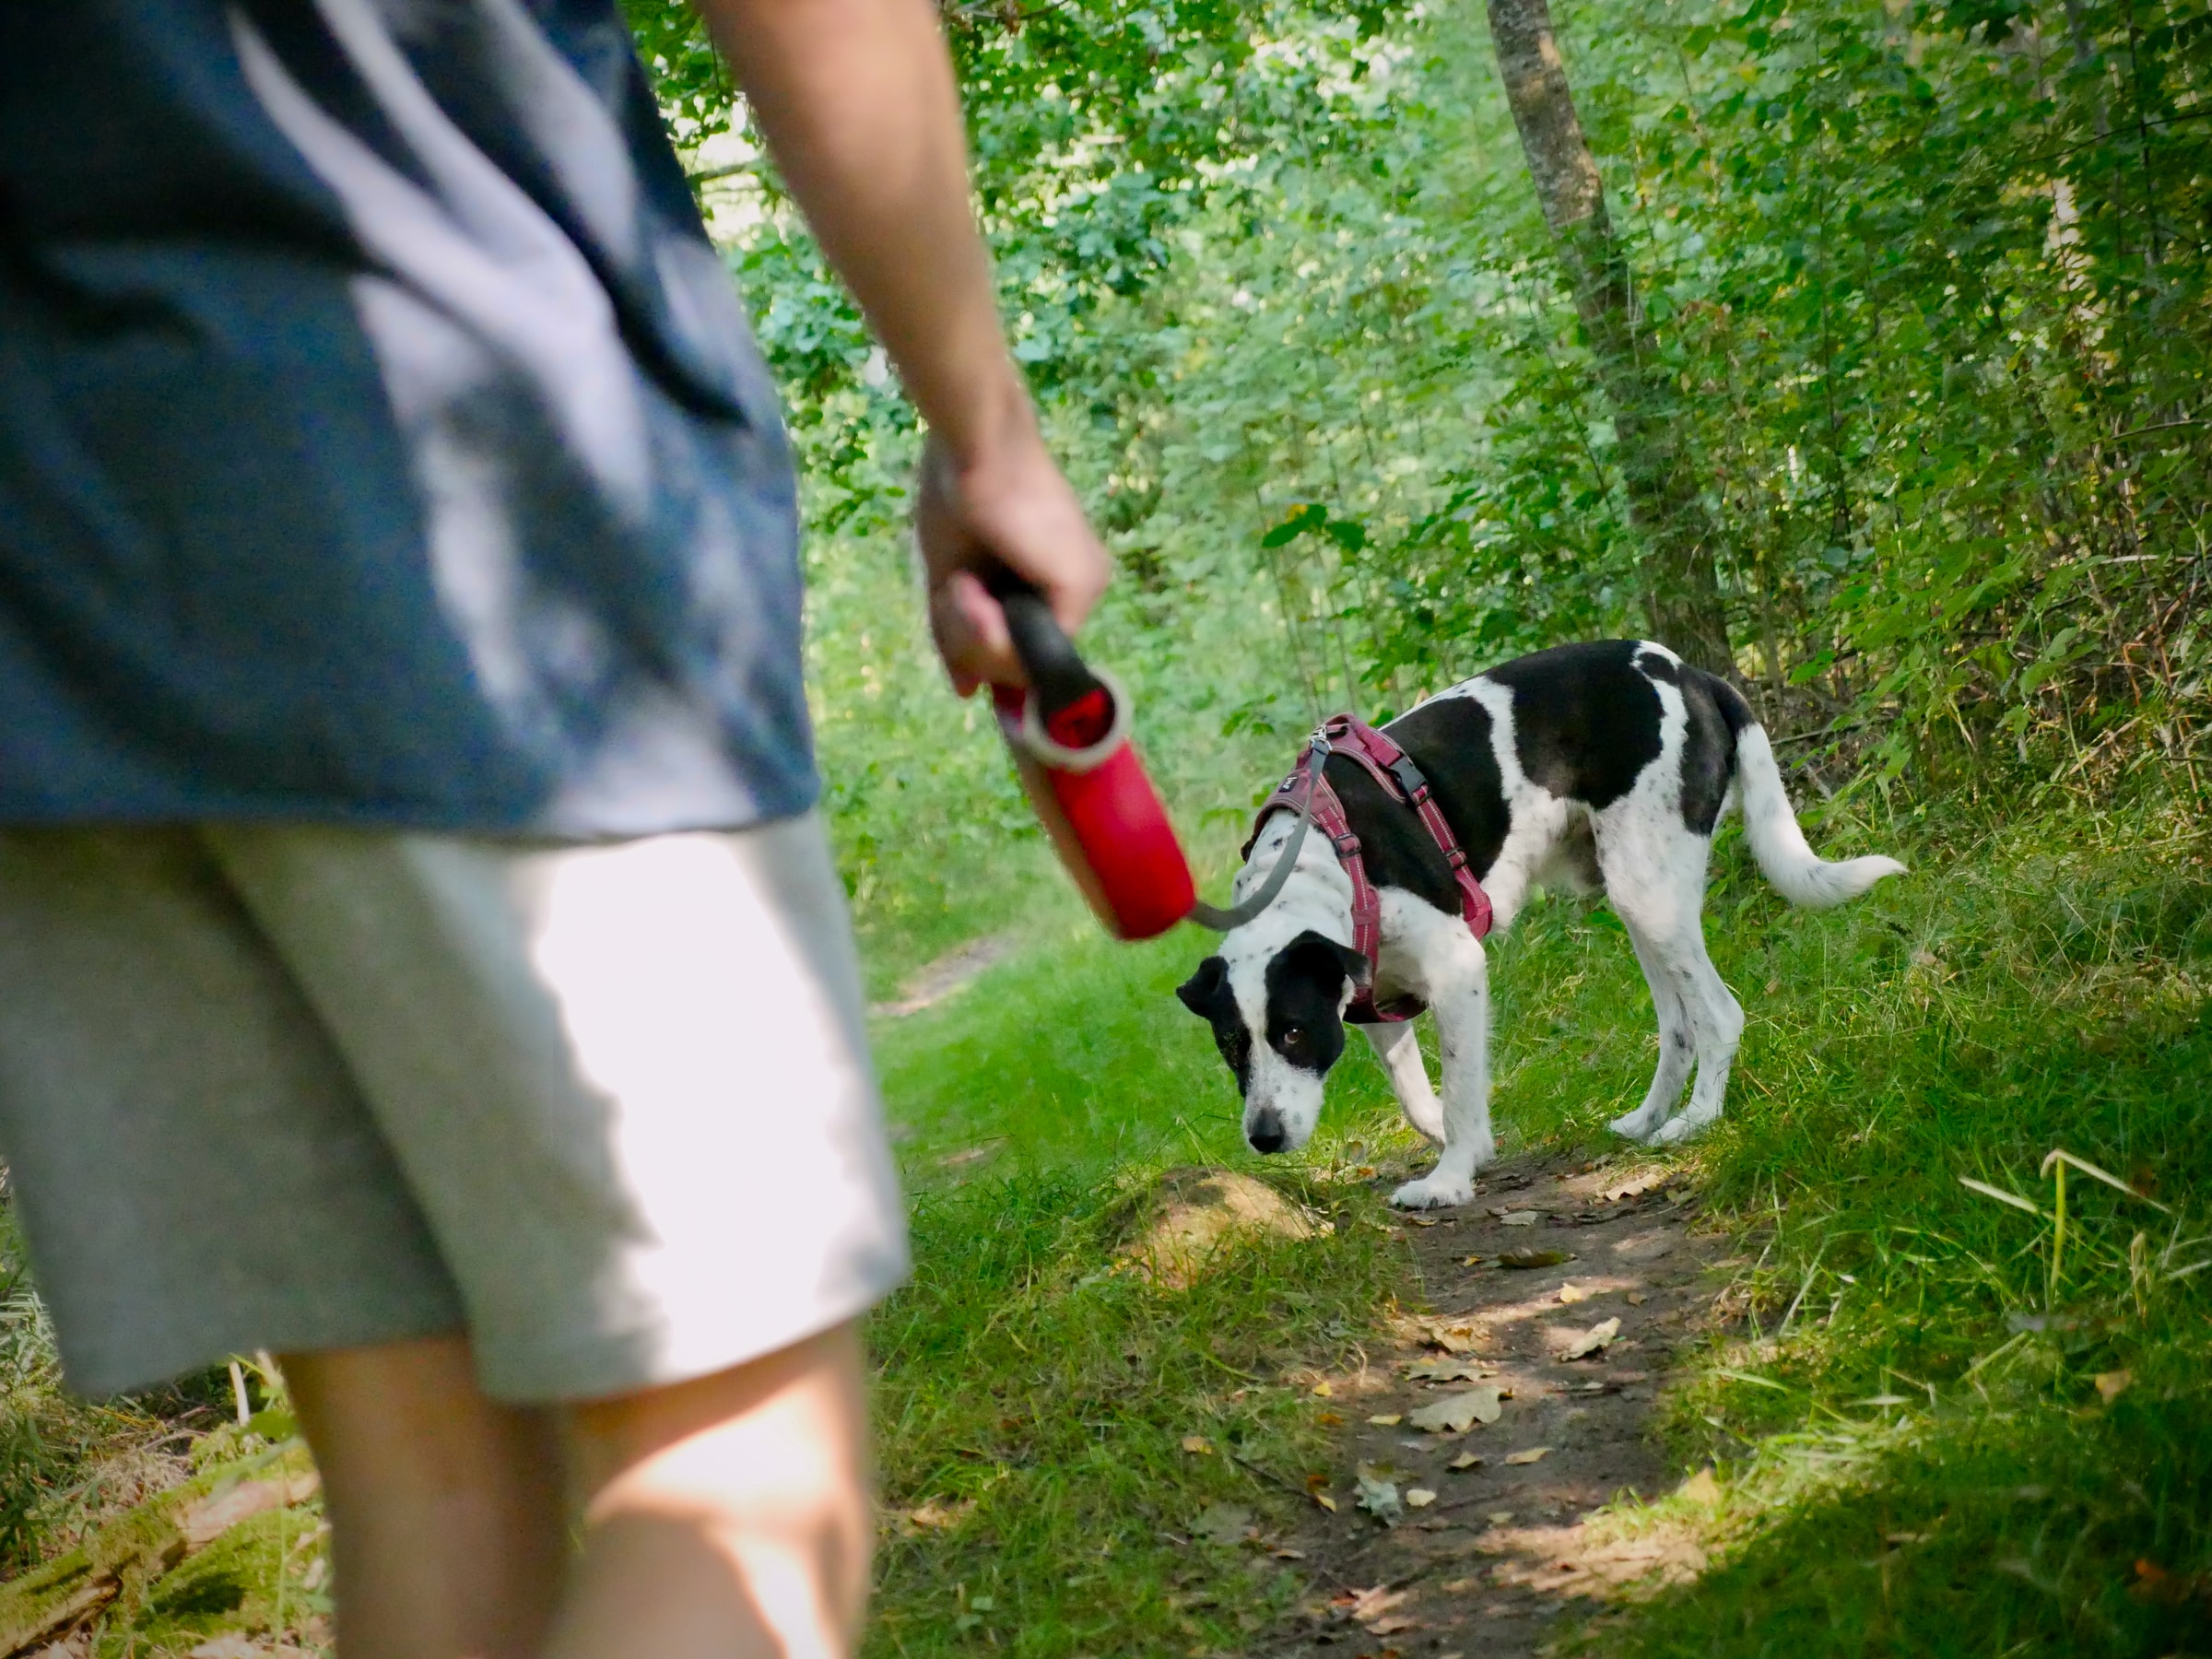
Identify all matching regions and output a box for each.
[862,896,1430,1656]
[1552,804,2212,1659]
[861,795,2212,1657]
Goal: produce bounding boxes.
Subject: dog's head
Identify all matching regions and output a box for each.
[1177,928,1370,1155]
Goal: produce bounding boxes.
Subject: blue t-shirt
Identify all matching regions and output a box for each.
[0,0,815,838]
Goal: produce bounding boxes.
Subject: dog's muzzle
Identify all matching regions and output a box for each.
[1246,1109,1288,1154]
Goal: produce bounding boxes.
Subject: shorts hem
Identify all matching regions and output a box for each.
[474,1256,911,1406]
[63,1304,469,1403]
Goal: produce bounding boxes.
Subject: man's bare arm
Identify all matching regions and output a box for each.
[690,0,1109,692]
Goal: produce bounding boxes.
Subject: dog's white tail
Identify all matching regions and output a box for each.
[1733,724,1906,907]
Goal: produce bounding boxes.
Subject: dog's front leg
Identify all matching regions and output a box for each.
[1363,1020,1444,1144]
[1388,926,1493,1210]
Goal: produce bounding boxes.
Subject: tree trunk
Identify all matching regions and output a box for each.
[1485,0,1735,676]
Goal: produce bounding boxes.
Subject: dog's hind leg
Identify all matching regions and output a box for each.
[1642,926,1742,1145]
[1595,814,1744,1145]
[1606,922,1697,1143]
[1364,1020,1444,1144]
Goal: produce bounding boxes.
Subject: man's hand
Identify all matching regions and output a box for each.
[691,0,1112,690]
[915,429,1110,698]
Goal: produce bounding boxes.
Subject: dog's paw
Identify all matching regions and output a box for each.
[1647,1111,1715,1146]
[1390,1173,1477,1210]
[1608,1109,1661,1142]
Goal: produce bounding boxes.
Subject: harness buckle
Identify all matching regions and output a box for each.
[1386,753,1430,801]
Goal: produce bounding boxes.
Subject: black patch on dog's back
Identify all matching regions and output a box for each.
[1487,641,1664,809]
[1297,691,1515,931]
[1382,693,1511,893]
[1674,665,1747,835]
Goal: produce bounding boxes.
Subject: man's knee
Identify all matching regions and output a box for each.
[556,1321,876,1655]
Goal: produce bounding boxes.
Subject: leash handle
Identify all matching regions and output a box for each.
[985,571,1106,725]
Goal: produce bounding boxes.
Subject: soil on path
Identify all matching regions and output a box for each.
[1256,1150,1732,1658]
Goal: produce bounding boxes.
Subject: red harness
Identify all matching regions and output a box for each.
[1243,713,1494,1023]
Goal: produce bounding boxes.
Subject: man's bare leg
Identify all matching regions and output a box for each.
[288,1322,869,1658]
[282,1335,568,1659]
[547,1320,872,1658]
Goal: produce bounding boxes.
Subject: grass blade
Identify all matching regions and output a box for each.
[1958,1176,2044,1217]
[2039,1147,2171,1213]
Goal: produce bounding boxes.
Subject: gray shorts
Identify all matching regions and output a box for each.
[0,813,909,1402]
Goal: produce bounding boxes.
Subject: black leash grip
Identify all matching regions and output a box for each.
[984,570,1106,724]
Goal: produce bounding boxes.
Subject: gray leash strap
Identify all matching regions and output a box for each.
[1186,737,1328,934]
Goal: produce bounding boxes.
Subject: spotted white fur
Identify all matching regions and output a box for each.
[1193,642,1905,1207]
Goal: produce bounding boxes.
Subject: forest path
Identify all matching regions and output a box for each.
[1259,1150,1729,1657]
[868,934,1021,1018]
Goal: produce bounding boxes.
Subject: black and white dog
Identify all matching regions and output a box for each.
[1176,641,1903,1209]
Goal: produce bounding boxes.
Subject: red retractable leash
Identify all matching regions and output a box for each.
[986,577,1320,941]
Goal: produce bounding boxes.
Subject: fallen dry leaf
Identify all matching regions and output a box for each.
[1497,1210,1541,1226]
[1312,1490,1339,1512]
[1499,1247,1574,1269]
[1418,1319,1480,1355]
[1181,1434,1215,1456]
[1448,1452,1484,1471]
[1409,1386,1504,1433]
[2128,1558,2208,1606]
[1486,1510,1515,1524]
[1626,1290,1649,1305]
[1341,1583,1409,1623]
[1561,1316,1622,1360]
[1312,1380,1335,1398]
[1356,1473,1404,1525]
[1403,1215,1443,1228]
[1406,1488,1438,1509]
[187,1641,263,1659]
[894,1497,976,1534]
[1368,1414,1404,1428]
[1316,1410,1345,1426]
[1677,1468,1722,1507]
[1461,1253,1484,1267]
[2095,1369,2134,1404]
[1191,1502,1253,1546]
[1405,1356,1489,1384]
[937,1141,1006,1169]
[1504,1446,1551,1465]
[1558,1282,1592,1303]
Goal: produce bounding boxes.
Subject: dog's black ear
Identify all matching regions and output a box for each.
[1284,930,1371,991]
[1176,957,1232,1018]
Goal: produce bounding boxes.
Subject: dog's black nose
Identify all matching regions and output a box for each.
[1247,1111,1287,1154]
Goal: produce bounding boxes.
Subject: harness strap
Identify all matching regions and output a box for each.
[1244,712,1494,1023]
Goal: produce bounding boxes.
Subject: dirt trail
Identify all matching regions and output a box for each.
[1260,1151,1730,1657]
[868,935,1020,1018]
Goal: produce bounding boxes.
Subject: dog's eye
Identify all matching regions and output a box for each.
[1282,1025,1307,1048]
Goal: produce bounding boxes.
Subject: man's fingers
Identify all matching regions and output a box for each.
[930,570,1021,695]
[913,428,1111,693]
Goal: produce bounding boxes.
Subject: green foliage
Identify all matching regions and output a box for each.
[0,1206,153,1579]
[625,0,2209,978]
